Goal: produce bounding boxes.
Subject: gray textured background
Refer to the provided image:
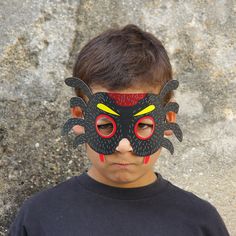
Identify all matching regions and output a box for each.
[0,0,236,235]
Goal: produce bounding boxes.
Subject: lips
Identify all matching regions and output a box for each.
[111,163,135,169]
[113,163,134,165]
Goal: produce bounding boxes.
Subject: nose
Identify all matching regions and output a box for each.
[115,138,133,153]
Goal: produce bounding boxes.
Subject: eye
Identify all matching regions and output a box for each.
[95,115,117,138]
[138,123,154,130]
[97,122,113,131]
[134,116,155,140]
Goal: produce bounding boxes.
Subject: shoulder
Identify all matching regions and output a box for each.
[9,176,81,235]
[22,175,80,210]
[157,173,224,220]
[165,179,217,213]
[163,177,229,231]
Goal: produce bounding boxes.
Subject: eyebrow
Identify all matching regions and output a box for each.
[134,105,156,116]
[97,103,120,116]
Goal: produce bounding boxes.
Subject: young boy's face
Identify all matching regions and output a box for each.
[72,83,176,188]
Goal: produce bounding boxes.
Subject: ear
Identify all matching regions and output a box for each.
[164,99,177,137]
[70,107,85,135]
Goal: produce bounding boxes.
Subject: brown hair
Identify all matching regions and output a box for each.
[72,24,173,103]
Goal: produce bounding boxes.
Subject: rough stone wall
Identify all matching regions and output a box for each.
[0,0,235,235]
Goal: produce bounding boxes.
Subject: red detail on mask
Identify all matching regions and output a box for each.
[107,93,147,106]
[99,154,105,162]
[143,156,150,164]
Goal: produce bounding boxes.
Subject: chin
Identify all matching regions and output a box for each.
[109,172,138,184]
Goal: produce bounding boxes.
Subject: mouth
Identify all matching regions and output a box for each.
[111,163,136,169]
[113,162,134,165]
[112,163,136,166]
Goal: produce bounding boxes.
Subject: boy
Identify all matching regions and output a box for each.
[9,24,229,235]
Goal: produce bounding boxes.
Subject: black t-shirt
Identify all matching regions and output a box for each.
[9,171,230,236]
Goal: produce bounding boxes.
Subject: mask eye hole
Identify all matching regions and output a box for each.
[134,116,155,140]
[95,114,117,138]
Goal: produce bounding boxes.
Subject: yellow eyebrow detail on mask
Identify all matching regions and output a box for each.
[97,103,120,116]
[134,105,156,116]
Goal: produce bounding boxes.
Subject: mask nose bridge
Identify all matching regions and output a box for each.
[119,109,133,140]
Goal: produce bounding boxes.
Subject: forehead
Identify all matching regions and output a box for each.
[90,84,161,94]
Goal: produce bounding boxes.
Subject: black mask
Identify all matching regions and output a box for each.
[62,77,183,164]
